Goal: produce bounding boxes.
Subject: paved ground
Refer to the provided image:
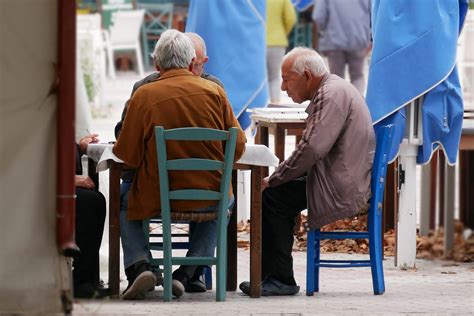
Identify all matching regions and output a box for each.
[73,71,474,315]
[74,249,474,315]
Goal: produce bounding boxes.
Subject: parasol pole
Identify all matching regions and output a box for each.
[396,98,423,269]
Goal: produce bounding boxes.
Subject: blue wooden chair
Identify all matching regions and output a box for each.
[306,124,394,296]
[148,126,238,302]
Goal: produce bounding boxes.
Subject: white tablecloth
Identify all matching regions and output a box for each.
[87,143,279,173]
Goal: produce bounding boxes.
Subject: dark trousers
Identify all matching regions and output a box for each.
[262,177,307,286]
[73,187,106,288]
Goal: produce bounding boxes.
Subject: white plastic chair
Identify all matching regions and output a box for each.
[77,13,106,105]
[104,9,145,79]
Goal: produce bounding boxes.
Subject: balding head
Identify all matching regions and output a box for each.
[282,47,328,77]
[281,47,327,103]
[185,32,209,76]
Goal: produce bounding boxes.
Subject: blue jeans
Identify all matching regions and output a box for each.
[120,180,233,275]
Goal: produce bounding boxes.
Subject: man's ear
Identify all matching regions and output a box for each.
[304,69,312,83]
[188,57,196,73]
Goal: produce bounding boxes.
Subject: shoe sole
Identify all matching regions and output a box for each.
[122,271,156,300]
[261,286,300,296]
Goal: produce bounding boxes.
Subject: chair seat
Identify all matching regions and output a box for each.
[169,211,218,223]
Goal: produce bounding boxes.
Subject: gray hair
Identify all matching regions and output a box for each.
[283,47,328,76]
[152,29,196,71]
[185,32,207,56]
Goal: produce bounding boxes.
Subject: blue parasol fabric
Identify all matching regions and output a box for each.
[366,0,468,164]
[291,0,313,11]
[185,0,268,130]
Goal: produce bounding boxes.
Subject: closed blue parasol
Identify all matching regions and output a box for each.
[185,0,268,130]
[366,0,469,268]
[367,0,469,164]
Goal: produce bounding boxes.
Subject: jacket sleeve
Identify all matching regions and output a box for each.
[269,97,346,187]
[221,91,246,162]
[283,0,297,35]
[112,92,146,168]
[114,80,142,139]
[312,0,328,31]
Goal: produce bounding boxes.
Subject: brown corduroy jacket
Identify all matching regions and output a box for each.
[113,69,246,220]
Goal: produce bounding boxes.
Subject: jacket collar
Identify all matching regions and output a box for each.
[158,68,194,80]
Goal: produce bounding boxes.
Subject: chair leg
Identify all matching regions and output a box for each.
[106,47,116,79]
[135,44,145,78]
[162,215,173,301]
[216,215,227,301]
[369,214,385,295]
[306,229,315,296]
[314,229,321,293]
[204,266,213,290]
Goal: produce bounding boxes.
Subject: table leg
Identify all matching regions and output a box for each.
[227,170,238,291]
[108,162,121,298]
[250,166,262,298]
[255,126,269,178]
[274,127,285,162]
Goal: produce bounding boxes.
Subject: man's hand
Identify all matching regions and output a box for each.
[262,176,270,190]
[75,175,95,189]
[79,133,100,153]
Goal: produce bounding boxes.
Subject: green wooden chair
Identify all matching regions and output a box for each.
[136,2,173,69]
[149,126,238,302]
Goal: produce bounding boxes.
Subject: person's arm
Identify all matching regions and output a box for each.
[114,80,142,139]
[78,133,99,154]
[115,73,161,139]
[312,0,328,32]
[268,97,346,187]
[113,92,146,168]
[283,0,297,35]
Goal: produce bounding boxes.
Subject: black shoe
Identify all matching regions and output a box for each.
[185,274,206,293]
[240,277,299,296]
[122,260,156,300]
[260,277,299,296]
[239,281,251,295]
[74,283,111,299]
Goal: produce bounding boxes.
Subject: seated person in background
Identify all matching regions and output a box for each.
[114,32,224,294]
[113,29,246,300]
[240,47,375,296]
[73,133,109,299]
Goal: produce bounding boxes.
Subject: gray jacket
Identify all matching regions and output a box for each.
[312,0,371,52]
[268,74,375,228]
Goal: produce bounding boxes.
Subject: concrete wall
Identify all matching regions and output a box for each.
[0,0,67,313]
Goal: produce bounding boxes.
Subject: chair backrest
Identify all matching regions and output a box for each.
[154,127,238,219]
[109,9,145,45]
[368,125,395,224]
[137,3,174,36]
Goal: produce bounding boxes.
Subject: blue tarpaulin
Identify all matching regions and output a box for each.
[185,0,268,130]
[366,0,468,164]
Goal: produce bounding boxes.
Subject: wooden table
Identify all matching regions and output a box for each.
[87,144,278,299]
[250,108,307,162]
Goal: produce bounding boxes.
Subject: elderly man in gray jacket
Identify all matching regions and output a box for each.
[240,47,375,296]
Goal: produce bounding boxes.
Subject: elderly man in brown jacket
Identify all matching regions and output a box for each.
[113,29,246,300]
[240,47,375,296]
